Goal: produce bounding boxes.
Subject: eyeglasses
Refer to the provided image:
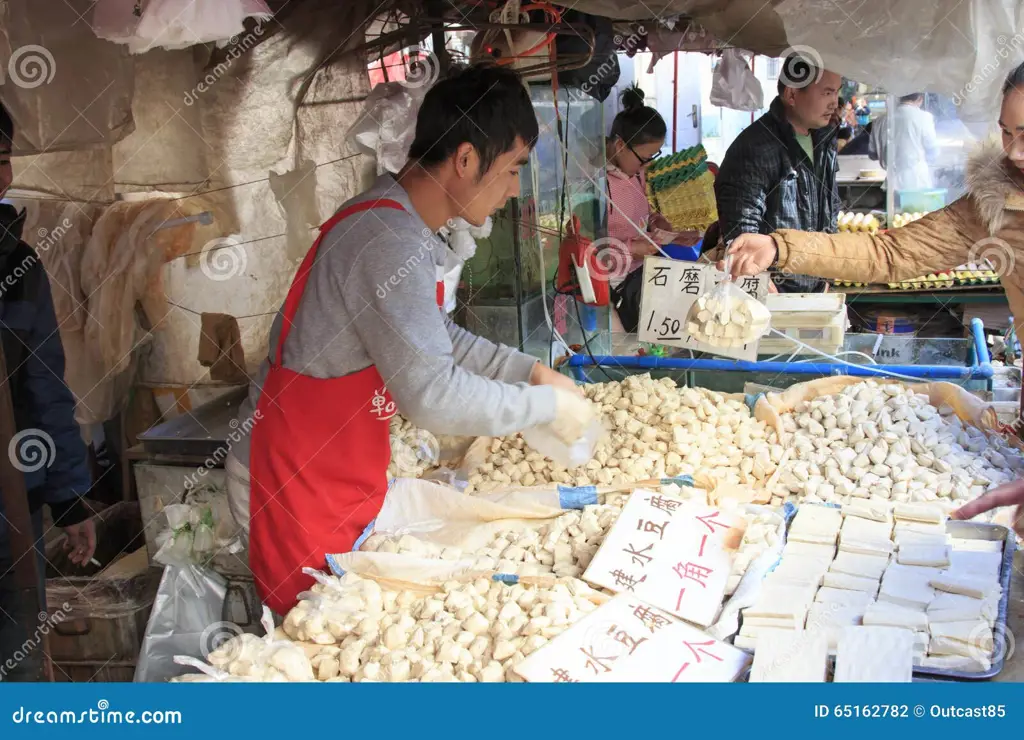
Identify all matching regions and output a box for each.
[626,140,661,166]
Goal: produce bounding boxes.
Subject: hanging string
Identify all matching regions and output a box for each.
[9,152,364,207]
[165,299,277,320]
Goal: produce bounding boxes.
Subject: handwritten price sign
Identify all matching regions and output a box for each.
[513,593,749,683]
[582,489,745,627]
[637,257,770,361]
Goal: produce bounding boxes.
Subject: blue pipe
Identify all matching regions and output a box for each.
[970,317,990,365]
[567,354,994,381]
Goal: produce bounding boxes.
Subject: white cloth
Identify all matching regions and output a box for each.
[884,104,940,192]
[225,451,251,539]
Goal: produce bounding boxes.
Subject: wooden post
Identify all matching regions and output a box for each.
[0,341,49,681]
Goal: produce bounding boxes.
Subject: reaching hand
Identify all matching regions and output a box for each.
[716,233,777,279]
[951,479,1024,537]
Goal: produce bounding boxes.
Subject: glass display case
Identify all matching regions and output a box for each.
[457,83,610,365]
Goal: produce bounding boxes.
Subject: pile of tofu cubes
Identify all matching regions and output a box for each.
[738,501,1003,681]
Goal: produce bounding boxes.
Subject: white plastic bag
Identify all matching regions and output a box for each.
[346,83,429,175]
[92,0,273,53]
[521,418,605,470]
[134,565,228,682]
[709,50,763,112]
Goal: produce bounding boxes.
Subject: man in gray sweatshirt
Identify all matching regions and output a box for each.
[225,65,590,613]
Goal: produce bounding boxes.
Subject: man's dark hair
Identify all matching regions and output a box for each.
[610,84,666,147]
[0,100,12,147]
[777,53,821,94]
[899,92,924,104]
[407,64,538,176]
[1004,62,1024,95]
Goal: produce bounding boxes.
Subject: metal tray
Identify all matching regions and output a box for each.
[912,519,1015,681]
[136,386,249,456]
[735,512,1014,682]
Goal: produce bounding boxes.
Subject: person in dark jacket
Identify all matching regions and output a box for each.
[0,101,96,681]
[714,52,842,293]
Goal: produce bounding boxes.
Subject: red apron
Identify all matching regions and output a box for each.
[248,198,443,614]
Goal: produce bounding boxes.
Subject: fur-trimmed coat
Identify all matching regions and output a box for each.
[770,139,1024,337]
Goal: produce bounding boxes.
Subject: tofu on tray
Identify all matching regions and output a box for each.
[734,502,1005,679]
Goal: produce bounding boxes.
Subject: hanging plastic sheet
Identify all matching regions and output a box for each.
[776,0,1023,123]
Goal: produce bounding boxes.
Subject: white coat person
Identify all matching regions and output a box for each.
[872,93,939,193]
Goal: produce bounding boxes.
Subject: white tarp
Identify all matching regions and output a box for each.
[777,0,1024,123]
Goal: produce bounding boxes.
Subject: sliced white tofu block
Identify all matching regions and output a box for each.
[862,601,928,631]
[829,551,889,580]
[822,571,880,595]
[893,502,945,525]
[750,629,829,682]
[929,574,997,600]
[897,544,951,568]
[834,626,914,682]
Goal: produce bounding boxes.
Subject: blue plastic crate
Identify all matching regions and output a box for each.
[661,241,702,261]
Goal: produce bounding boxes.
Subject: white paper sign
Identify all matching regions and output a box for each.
[582,489,745,626]
[637,257,771,361]
[514,593,749,683]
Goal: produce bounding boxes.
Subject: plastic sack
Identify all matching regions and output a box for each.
[153,484,243,567]
[346,83,429,176]
[709,49,763,112]
[685,274,772,350]
[134,565,227,683]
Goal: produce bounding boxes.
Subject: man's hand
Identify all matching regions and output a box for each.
[952,479,1024,537]
[63,518,97,565]
[716,233,777,279]
[530,362,582,395]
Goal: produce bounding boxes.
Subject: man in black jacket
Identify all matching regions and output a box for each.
[715,53,842,293]
[0,102,96,681]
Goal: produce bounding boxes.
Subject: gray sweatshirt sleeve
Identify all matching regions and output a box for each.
[340,229,556,437]
[445,316,538,383]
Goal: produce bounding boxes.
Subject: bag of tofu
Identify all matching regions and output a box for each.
[684,276,772,350]
[751,376,1003,441]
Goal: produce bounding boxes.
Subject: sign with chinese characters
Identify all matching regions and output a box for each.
[513,593,749,683]
[582,489,745,627]
[637,257,770,362]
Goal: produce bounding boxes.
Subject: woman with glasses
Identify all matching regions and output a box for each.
[603,85,678,333]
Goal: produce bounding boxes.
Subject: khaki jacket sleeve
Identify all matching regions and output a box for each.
[771,196,987,283]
